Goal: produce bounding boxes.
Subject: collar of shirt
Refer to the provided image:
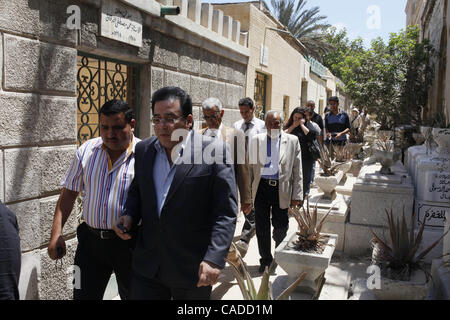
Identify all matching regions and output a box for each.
[205,123,223,139]
[99,135,138,171]
[153,131,192,216]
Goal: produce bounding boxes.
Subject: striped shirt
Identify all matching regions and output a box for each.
[62,136,141,229]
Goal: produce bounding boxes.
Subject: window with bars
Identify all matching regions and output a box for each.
[76,54,138,146]
[254,72,267,120]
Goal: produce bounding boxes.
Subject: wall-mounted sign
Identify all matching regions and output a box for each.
[101,0,143,47]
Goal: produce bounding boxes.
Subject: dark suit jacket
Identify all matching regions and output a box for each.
[0,201,21,300]
[123,131,238,288]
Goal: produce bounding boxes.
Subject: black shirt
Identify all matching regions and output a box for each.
[310,112,324,134]
[291,123,318,160]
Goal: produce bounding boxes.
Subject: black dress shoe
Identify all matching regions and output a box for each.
[258,264,268,273]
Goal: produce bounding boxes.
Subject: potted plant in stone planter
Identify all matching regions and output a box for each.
[369,208,449,300]
[373,132,401,175]
[275,199,338,295]
[225,243,307,300]
[316,146,347,199]
[333,145,353,181]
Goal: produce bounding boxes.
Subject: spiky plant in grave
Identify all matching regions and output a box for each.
[287,198,333,252]
[225,242,307,300]
[333,144,353,163]
[375,132,395,152]
[370,208,450,281]
[317,145,346,176]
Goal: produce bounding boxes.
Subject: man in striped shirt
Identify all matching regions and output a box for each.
[47,100,140,300]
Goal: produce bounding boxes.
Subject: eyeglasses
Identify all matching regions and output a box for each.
[151,116,186,125]
[203,114,220,121]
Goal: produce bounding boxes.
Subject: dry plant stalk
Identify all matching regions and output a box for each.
[375,133,394,152]
[318,145,347,176]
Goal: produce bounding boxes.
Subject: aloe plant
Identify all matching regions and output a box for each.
[288,198,332,252]
[370,208,450,281]
[225,242,307,300]
[317,146,346,176]
[333,144,353,163]
[375,132,395,152]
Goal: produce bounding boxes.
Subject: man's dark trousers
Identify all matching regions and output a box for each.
[254,180,289,267]
[131,272,212,300]
[73,222,134,300]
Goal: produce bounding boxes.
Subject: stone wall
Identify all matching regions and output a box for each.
[0,0,79,300]
[406,0,449,126]
[1,0,249,299]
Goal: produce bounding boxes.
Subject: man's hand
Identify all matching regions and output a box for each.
[197,261,221,287]
[241,203,253,215]
[291,200,303,208]
[112,215,133,240]
[48,235,66,260]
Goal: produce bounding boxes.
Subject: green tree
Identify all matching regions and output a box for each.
[322,25,435,130]
[264,0,331,59]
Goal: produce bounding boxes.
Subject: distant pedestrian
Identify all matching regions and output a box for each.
[306,101,324,187]
[232,97,266,257]
[199,97,252,269]
[306,101,324,145]
[349,107,363,143]
[0,201,21,300]
[249,111,303,273]
[325,96,351,148]
[285,108,321,197]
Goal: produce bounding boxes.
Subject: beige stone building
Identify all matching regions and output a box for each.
[213,1,350,121]
[405,0,449,126]
[0,0,250,299]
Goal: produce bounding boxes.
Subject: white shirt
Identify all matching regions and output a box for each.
[233,117,266,140]
[204,123,223,140]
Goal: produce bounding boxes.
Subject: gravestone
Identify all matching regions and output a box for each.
[413,154,450,263]
[344,162,414,255]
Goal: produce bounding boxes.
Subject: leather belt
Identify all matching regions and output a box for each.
[85,224,117,240]
[261,178,278,187]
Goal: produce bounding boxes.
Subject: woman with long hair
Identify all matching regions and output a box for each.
[285,108,321,197]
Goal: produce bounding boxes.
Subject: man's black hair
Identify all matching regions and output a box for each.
[151,86,193,119]
[238,97,254,109]
[328,96,339,103]
[99,100,134,123]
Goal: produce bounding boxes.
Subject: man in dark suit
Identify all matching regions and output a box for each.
[0,201,21,300]
[113,86,237,300]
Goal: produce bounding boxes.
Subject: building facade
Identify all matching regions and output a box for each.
[213,1,349,121]
[405,0,450,126]
[0,0,249,299]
